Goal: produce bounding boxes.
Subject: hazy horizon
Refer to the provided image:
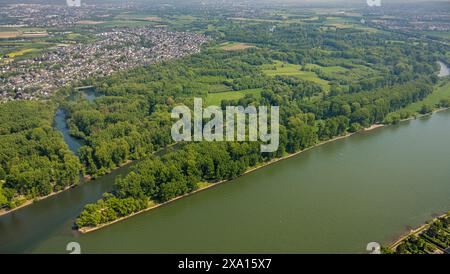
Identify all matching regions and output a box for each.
[1,0,447,4]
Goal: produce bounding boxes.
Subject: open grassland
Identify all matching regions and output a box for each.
[420,30,450,40]
[206,88,262,106]
[261,59,379,93]
[197,75,232,93]
[197,75,228,84]
[304,61,377,83]
[206,84,233,93]
[227,17,282,23]
[401,81,450,113]
[166,15,200,29]
[261,61,330,91]
[114,13,163,22]
[220,42,255,51]
[262,61,314,77]
[326,23,379,33]
[77,19,158,28]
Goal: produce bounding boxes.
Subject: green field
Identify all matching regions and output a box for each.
[206,84,233,93]
[93,20,158,28]
[197,75,228,84]
[261,61,330,91]
[421,30,450,40]
[0,41,53,63]
[305,61,377,84]
[401,81,450,113]
[205,88,262,106]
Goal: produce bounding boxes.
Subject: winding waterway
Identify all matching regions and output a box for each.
[0,64,449,254]
[54,109,82,155]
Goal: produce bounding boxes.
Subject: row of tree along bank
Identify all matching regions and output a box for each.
[384,212,450,254]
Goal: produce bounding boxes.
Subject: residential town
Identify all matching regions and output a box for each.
[362,3,450,34]
[0,28,208,102]
[0,3,129,27]
[371,18,450,33]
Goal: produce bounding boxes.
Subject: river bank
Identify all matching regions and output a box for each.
[0,139,179,218]
[0,185,74,217]
[387,212,449,251]
[0,160,134,218]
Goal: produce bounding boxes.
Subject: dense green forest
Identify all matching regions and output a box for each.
[67,23,445,180]
[0,101,80,209]
[74,22,448,228]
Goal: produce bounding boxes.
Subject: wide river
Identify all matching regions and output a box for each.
[0,64,449,254]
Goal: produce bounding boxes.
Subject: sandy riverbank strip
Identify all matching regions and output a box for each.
[388,212,449,251]
[0,186,73,217]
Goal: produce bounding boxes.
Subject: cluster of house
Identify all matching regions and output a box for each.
[0,28,208,102]
[370,11,450,33]
[0,3,129,28]
[372,19,450,32]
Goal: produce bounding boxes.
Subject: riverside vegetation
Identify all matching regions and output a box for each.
[0,101,80,210]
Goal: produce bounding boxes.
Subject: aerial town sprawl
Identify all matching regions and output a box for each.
[1,28,206,101]
[0,4,207,102]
